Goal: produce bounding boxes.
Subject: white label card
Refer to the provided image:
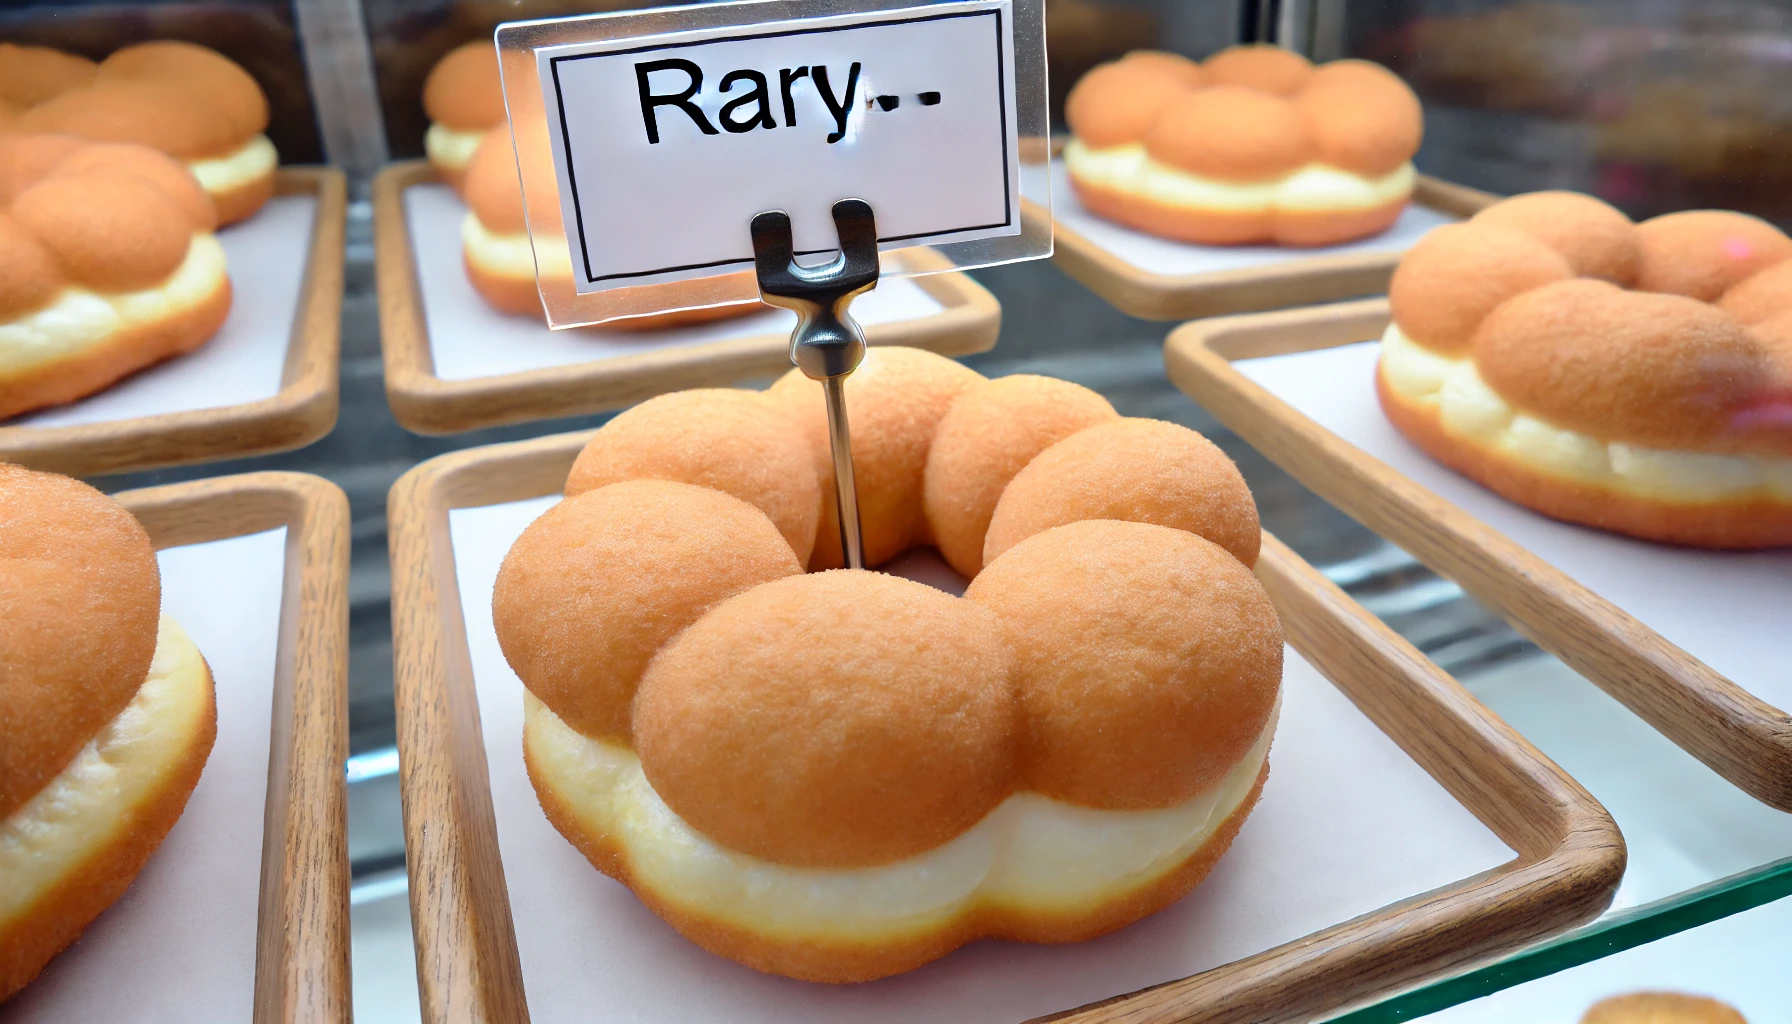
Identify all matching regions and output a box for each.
[535,0,1020,293]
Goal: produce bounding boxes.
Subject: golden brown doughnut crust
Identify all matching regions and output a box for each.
[633,570,1015,868]
[424,42,505,133]
[1721,257,1792,325]
[0,465,161,820]
[565,389,821,564]
[21,42,268,161]
[923,375,1118,577]
[1634,211,1792,303]
[1145,87,1312,182]
[531,751,1265,984]
[0,657,216,1003]
[1470,191,1640,284]
[1377,369,1792,548]
[1063,59,1194,150]
[1201,44,1313,95]
[1292,60,1424,176]
[491,480,801,740]
[1389,222,1575,357]
[0,43,97,108]
[968,520,1282,808]
[1581,992,1748,1024]
[984,417,1261,568]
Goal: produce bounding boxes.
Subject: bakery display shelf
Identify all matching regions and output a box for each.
[0,169,346,478]
[387,428,1621,1024]
[1164,300,1792,813]
[2,472,350,1023]
[1024,144,1495,322]
[1335,857,1792,1022]
[372,160,1003,435]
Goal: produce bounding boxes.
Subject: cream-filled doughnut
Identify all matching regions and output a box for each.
[1063,46,1422,246]
[1581,993,1747,1024]
[19,42,275,225]
[493,347,1282,982]
[422,42,504,191]
[1379,191,1792,548]
[459,125,763,327]
[0,133,231,421]
[0,464,216,1001]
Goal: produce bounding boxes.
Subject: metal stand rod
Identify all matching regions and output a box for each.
[822,376,865,569]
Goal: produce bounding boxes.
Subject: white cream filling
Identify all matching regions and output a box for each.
[1380,322,1792,501]
[524,691,1277,940]
[0,616,209,928]
[426,122,486,172]
[1065,138,1414,213]
[186,134,276,193]
[0,233,227,376]
[461,211,573,280]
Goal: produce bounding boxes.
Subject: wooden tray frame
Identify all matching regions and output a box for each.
[373,160,1004,435]
[1034,142,1496,321]
[387,429,1623,1024]
[115,471,352,1023]
[1165,299,1792,812]
[0,169,346,478]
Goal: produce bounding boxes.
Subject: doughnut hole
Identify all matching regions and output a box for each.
[769,347,983,569]
[967,520,1282,808]
[423,42,505,131]
[1201,44,1313,95]
[984,418,1260,568]
[491,480,801,741]
[1118,50,1206,87]
[1635,211,1792,302]
[11,171,192,291]
[54,142,215,231]
[463,127,525,233]
[1294,61,1422,176]
[1719,258,1792,325]
[1143,87,1312,182]
[0,214,62,319]
[566,389,820,565]
[1470,191,1639,285]
[1474,279,1772,452]
[1581,993,1745,1024]
[1065,59,1196,149]
[0,464,162,821]
[1389,222,1574,355]
[633,571,1015,868]
[923,375,1118,577]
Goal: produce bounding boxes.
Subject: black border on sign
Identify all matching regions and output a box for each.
[547,6,1013,286]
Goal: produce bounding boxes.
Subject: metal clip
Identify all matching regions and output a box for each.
[750,199,880,569]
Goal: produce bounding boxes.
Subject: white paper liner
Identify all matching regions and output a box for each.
[1022,160,1456,277]
[13,198,316,428]
[449,495,1512,1022]
[0,528,287,1022]
[403,185,950,382]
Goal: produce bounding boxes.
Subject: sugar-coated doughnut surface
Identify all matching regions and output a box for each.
[1292,61,1424,177]
[984,417,1261,568]
[1389,222,1573,356]
[0,464,161,821]
[1635,211,1792,302]
[923,375,1118,576]
[492,480,801,740]
[566,389,821,564]
[967,520,1281,808]
[1470,191,1639,284]
[771,347,985,568]
[634,570,1015,868]
[423,42,504,133]
[1063,59,1190,150]
[1580,993,1747,1024]
[1145,87,1312,182]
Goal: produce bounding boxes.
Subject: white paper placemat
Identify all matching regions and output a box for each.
[404,185,949,382]
[449,496,1513,1022]
[1023,160,1457,277]
[14,198,315,429]
[1417,892,1792,1022]
[1,528,287,1023]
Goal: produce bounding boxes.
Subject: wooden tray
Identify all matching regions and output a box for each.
[1165,300,1792,812]
[373,160,1004,435]
[0,169,345,478]
[388,429,1622,1024]
[1030,144,1494,321]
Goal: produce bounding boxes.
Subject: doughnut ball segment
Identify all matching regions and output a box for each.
[923,375,1118,577]
[1474,279,1775,453]
[968,520,1281,808]
[984,418,1261,569]
[491,480,802,741]
[1721,258,1792,325]
[1063,57,1197,150]
[1144,87,1313,183]
[1470,191,1640,284]
[424,42,505,134]
[633,570,1015,868]
[1635,211,1792,303]
[770,347,985,569]
[0,464,161,821]
[1580,993,1747,1024]
[566,389,821,565]
[1200,44,1313,95]
[21,42,269,161]
[0,43,96,108]
[1292,61,1424,178]
[1388,222,1574,355]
